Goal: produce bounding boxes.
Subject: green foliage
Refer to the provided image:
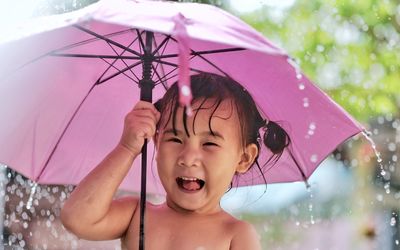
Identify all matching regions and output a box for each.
[232,0,400,122]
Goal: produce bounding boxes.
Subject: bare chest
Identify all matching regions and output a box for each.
[122,207,234,250]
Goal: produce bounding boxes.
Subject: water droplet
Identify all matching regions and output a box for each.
[376,194,383,202]
[22,212,28,220]
[298,83,305,90]
[310,154,318,163]
[384,183,391,194]
[60,191,67,201]
[390,217,396,226]
[26,182,38,209]
[395,239,399,245]
[303,97,309,107]
[388,142,396,152]
[295,221,300,226]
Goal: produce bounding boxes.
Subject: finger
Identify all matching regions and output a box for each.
[133,101,160,116]
[130,110,159,125]
[134,120,157,138]
[127,115,157,133]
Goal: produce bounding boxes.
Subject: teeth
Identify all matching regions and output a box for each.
[180,177,199,181]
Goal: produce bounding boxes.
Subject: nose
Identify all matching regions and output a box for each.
[177,144,201,168]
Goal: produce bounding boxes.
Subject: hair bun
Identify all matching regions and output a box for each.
[264,121,290,154]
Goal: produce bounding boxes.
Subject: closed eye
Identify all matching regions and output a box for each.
[203,142,219,147]
[167,138,182,143]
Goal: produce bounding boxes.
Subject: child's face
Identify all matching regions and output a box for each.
[155,98,252,214]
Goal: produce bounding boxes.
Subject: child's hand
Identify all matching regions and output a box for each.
[118,101,161,156]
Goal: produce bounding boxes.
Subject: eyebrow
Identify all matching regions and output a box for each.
[163,129,225,140]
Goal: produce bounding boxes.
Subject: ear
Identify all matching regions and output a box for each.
[236,143,258,174]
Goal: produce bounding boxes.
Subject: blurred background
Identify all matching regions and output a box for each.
[0,0,399,249]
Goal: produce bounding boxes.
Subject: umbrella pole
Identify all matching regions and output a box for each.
[138,31,154,250]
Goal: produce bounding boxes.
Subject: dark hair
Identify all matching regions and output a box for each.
[155,72,290,182]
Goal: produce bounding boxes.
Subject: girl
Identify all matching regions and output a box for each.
[61,73,290,250]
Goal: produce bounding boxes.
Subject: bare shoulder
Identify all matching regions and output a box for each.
[228,216,261,250]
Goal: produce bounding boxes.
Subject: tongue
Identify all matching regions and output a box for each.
[182,180,200,191]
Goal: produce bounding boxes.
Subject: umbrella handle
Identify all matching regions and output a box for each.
[139,139,149,250]
[138,31,155,250]
[139,82,153,250]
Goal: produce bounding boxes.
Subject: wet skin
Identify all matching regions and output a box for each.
[61,100,261,250]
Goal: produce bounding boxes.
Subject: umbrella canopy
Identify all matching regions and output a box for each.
[0,0,363,195]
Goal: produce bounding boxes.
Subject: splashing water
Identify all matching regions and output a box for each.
[287,57,303,80]
[361,130,390,196]
[26,182,38,210]
[306,185,316,225]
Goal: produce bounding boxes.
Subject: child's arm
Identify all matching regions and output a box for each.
[230,221,262,250]
[60,101,160,240]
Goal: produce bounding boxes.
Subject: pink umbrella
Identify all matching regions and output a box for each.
[0,0,363,246]
[0,0,364,191]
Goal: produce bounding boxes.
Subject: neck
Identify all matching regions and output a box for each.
[164,197,223,216]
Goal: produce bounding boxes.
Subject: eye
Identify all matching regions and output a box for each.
[203,142,219,147]
[167,137,182,144]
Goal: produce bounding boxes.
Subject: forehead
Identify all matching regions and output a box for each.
[160,98,239,129]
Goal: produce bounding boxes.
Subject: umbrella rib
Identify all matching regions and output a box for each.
[36,82,99,182]
[154,47,245,59]
[152,58,203,74]
[50,29,136,52]
[152,66,178,88]
[74,25,142,57]
[97,60,142,85]
[288,150,308,183]
[102,39,141,82]
[50,53,141,60]
[136,29,146,60]
[151,35,172,89]
[99,58,138,84]
[151,53,198,88]
[151,35,172,57]
[150,35,170,77]
[190,51,230,77]
[151,64,169,91]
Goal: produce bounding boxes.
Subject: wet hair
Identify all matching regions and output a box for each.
[154,72,290,183]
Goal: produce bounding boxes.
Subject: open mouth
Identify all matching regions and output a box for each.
[176,177,205,192]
